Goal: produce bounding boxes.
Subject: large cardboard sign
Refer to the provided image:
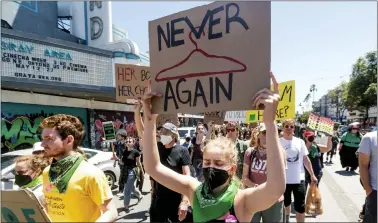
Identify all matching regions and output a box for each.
[245,80,295,123]
[204,111,226,125]
[102,121,116,141]
[149,1,271,114]
[225,111,247,122]
[1,189,51,222]
[156,114,179,127]
[115,64,151,101]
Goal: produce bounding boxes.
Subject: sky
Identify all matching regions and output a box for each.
[112,1,377,113]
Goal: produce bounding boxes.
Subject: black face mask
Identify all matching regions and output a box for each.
[308,136,315,143]
[15,174,33,187]
[203,167,230,191]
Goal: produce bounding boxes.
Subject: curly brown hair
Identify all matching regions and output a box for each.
[15,154,50,173]
[40,114,85,151]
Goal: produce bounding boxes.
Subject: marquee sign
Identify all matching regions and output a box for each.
[1,37,112,87]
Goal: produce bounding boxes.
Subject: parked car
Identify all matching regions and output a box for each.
[178,127,196,145]
[1,148,120,190]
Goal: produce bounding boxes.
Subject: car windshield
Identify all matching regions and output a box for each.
[1,155,18,170]
[84,151,97,159]
[178,130,187,138]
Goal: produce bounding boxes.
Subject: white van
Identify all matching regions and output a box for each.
[178,127,196,145]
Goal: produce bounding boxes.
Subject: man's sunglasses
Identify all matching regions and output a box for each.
[285,125,294,129]
[352,128,359,130]
[226,128,236,132]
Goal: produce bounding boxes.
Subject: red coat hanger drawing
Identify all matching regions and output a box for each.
[155,27,247,82]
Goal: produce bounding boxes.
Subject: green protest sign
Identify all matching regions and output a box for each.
[102,121,116,141]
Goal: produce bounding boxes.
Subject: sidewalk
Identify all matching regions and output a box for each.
[291,152,365,222]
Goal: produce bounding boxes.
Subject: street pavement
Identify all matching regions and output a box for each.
[113,152,366,222]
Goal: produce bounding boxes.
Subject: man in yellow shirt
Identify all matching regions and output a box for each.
[40,114,117,222]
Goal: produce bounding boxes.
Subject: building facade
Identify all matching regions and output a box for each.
[1,1,146,153]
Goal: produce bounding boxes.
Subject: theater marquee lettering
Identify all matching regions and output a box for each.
[1,38,112,87]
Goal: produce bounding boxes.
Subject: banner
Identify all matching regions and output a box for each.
[245,80,295,123]
[307,113,334,135]
[224,111,247,122]
[1,189,51,222]
[149,1,271,114]
[115,64,151,101]
[102,121,116,141]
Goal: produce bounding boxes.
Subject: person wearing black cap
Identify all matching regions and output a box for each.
[149,122,192,222]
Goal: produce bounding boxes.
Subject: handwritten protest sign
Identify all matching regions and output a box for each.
[204,111,226,125]
[102,121,116,141]
[245,80,295,123]
[307,113,334,135]
[115,64,151,101]
[2,189,51,223]
[225,111,247,122]
[149,1,271,114]
[156,114,179,127]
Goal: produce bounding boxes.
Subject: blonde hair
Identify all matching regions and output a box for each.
[249,127,260,148]
[15,155,50,173]
[282,119,295,126]
[203,137,237,165]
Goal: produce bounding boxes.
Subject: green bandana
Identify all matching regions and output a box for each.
[49,154,84,194]
[192,180,239,222]
[21,175,42,189]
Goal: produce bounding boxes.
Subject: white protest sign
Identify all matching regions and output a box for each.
[224,111,247,122]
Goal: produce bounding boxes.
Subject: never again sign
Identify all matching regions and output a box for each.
[149,1,271,114]
[246,80,296,123]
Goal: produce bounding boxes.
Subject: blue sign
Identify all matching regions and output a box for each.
[44,49,72,60]
[1,41,33,53]
[1,41,72,60]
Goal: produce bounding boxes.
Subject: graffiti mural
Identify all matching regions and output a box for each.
[1,103,89,154]
[93,109,136,150]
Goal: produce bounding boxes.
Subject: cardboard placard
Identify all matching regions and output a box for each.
[149,1,271,114]
[307,113,334,135]
[156,114,178,127]
[115,64,151,101]
[1,189,51,222]
[245,80,296,123]
[225,111,247,122]
[204,111,226,125]
[102,121,116,141]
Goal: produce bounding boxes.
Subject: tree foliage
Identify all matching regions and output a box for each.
[347,51,377,119]
[328,81,349,122]
[298,111,311,124]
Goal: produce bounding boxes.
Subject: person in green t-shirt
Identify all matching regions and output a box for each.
[338,123,362,171]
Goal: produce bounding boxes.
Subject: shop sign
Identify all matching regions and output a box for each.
[1,37,112,87]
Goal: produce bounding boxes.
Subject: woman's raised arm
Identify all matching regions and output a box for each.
[141,92,199,202]
[238,72,286,219]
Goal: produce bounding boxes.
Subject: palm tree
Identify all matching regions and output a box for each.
[310,84,317,104]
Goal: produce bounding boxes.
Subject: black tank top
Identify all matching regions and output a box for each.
[206,205,238,222]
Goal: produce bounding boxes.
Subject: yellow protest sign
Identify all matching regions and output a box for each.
[245,80,295,123]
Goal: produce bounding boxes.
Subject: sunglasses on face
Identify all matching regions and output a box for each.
[126,140,133,143]
[352,128,359,130]
[285,125,294,129]
[226,128,236,132]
